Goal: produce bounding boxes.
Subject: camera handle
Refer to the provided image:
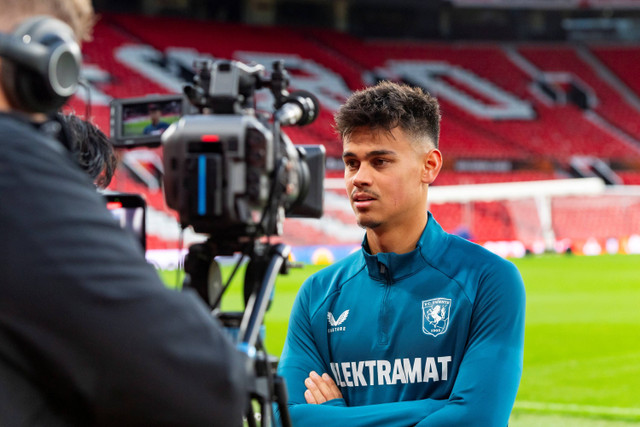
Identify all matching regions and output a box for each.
[183,239,292,427]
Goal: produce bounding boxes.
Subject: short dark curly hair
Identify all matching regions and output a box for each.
[59,113,118,189]
[334,81,441,148]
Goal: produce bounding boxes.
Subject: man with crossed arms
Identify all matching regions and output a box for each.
[277,81,525,426]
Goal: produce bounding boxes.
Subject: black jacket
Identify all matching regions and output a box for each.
[0,113,247,426]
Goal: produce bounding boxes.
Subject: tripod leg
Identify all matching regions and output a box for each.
[245,402,257,427]
[273,375,292,427]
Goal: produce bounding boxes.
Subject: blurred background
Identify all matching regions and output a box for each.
[81,0,640,260]
[79,1,640,425]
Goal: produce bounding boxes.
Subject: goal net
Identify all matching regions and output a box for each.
[427,178,640,256]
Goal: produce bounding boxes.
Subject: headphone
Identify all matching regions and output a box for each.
[0,16,81,114]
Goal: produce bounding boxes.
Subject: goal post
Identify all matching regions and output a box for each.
[428,177,606,253]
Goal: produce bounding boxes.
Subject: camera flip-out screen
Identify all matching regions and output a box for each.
[110,94,188,148]
[104,192,146,252]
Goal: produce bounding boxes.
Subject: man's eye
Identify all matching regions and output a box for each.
[373,158,389,166]
[344,160,358,168]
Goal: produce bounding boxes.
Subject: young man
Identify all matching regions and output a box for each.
[277,81,526,426]
[0,1,247,425]
[143,104,171,135]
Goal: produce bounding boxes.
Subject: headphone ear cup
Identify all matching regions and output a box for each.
[1,16,81,114]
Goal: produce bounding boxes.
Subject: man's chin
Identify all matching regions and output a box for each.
[357,218,382,230]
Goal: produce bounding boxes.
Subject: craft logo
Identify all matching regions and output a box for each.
[422,298,451,337]
[327,310,349,333]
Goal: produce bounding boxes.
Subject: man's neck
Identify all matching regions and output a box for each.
[0,90,11,112]
[0,94,47,122]
[365,214,428,255]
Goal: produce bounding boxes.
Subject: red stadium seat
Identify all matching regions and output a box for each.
[73,17,640,250]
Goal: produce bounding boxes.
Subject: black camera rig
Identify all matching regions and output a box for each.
[110,59,326,426]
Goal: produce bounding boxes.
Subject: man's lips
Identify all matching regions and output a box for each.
[351,192,377,209]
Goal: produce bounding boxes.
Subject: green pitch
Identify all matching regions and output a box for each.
[122,115,181,136]
[160,254,640,425]
[510,254,640,425]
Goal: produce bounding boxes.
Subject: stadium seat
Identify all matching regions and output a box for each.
[72,16,640,250]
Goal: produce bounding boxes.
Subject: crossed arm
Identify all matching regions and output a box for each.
[279,363,447,427]
[303,371,343,404]
[277,262,526,427]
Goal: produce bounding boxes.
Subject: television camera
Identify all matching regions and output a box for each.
[110,59,326,427]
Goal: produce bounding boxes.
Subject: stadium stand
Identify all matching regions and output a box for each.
[428,201,516,243]
[618,171,640,185]
[516,44,640,158]
[74,16,640,253]
[103,14,360,157]
[309,34,640,163]
[590,45,640,110]
[552,195,640,242]
[434,170,559,186]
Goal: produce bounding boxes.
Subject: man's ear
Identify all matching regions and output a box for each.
[422,148,442,184]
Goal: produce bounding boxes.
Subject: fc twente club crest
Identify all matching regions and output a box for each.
[422,298,451,337]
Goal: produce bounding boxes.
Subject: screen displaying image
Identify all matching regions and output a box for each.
[105,195,146,251]
[121,99,183,138]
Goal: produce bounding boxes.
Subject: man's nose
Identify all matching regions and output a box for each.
[352,163,372,187]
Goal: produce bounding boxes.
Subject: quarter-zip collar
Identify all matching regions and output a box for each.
[362,212,445,282]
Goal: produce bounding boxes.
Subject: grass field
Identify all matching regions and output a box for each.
[123,114,181,136]
[160,253,640,425]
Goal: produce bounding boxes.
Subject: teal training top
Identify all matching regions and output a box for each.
[277,213,525,426]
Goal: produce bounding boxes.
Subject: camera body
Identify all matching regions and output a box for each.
[162,114,324,238]
[110,59,325,247]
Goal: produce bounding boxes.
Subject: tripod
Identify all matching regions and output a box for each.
[183,237,292,427]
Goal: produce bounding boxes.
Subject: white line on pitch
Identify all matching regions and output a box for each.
[515,401,640,418]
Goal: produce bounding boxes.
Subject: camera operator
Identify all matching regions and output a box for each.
[0,1,247,425]
[57,112,118,189]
